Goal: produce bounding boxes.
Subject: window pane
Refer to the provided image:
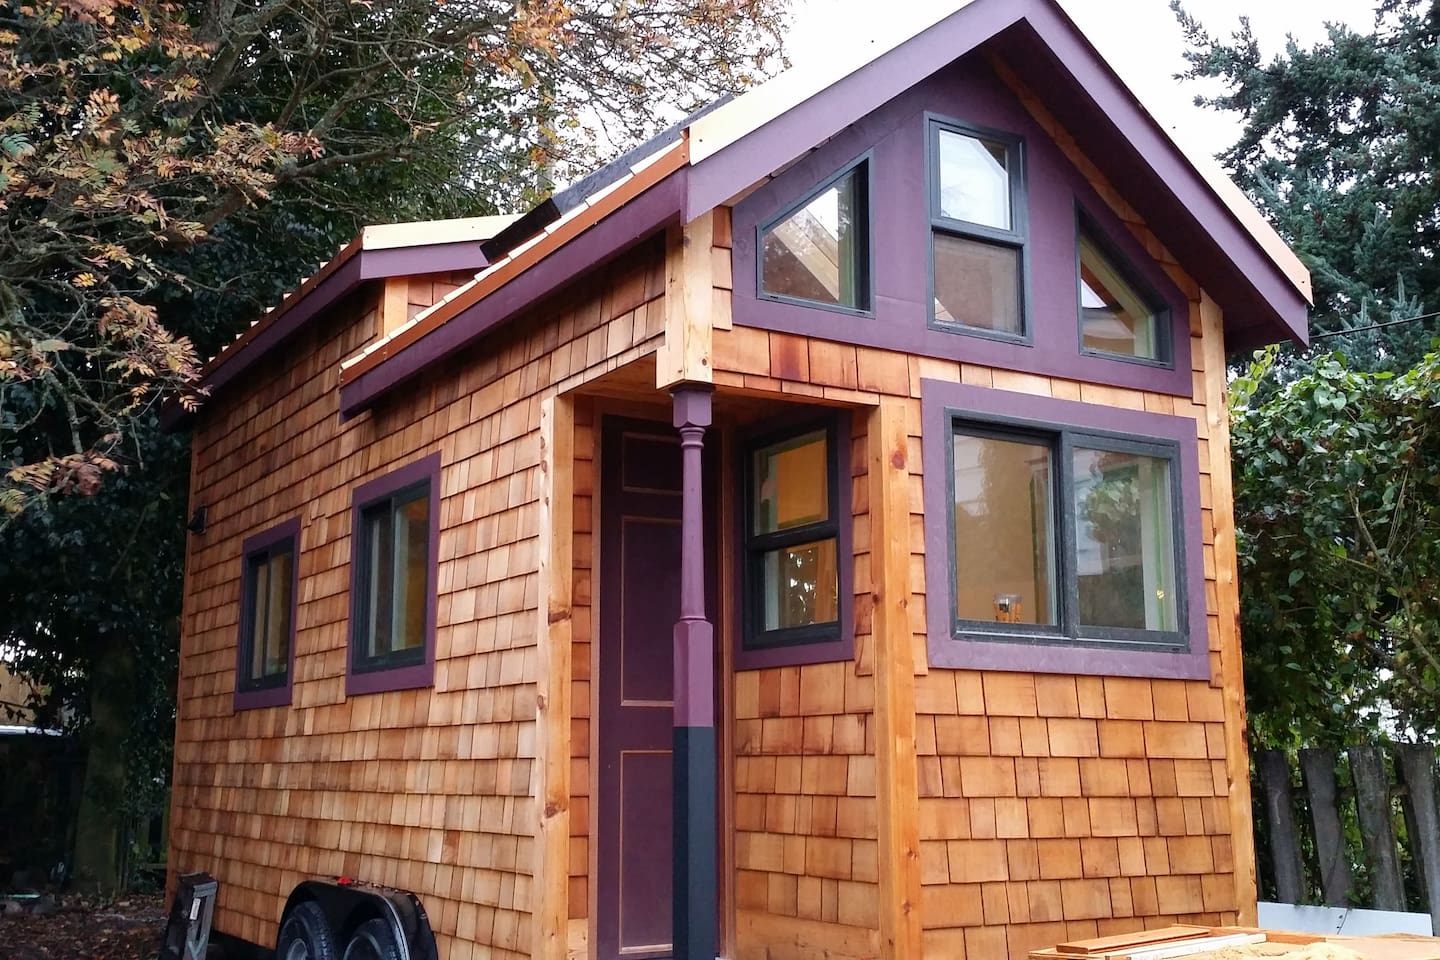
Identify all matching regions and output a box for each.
[934,234,1021,334]
[760,538,839,631]
[394,494,429,652]
[264,548,293,676]
[754,431,828,535]
[365,503,395,658]
[937,130,1010,229]
[952,432,1056,625]
[248,559,270,680]
[1072,448,1177,631]
[1080,234,1161,360]
[762,167,866,309]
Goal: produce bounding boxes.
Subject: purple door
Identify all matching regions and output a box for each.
[597,418,716,960]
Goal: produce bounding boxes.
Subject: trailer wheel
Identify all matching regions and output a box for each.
[276,901,337,960]
[341,918,402,960]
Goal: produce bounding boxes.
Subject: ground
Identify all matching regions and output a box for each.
[0,894,166,960]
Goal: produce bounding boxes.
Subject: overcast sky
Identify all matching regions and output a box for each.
[786,0,1376,161]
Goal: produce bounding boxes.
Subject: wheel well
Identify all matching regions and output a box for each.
[278,879,437,960]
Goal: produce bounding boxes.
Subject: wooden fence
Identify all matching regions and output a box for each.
[1254,743,1440,929]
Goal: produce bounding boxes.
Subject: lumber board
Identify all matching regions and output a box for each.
[657,211,716,387]
[533,395,574,959]
[1057,925,1211,954]
[1199,290,1259,924]
[869,398,923,959]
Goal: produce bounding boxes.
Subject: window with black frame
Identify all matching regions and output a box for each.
[237,524,297,692]
[744,421,842,649]
[948,416,1184,648]
[353,479,432,672]
[1077,210,1171,365]
[758,157,872,314]
[929,118,1027,338]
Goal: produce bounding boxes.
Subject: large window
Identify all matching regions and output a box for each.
[743,421,843,651]
[948,419,1182,648]
[1078,211,1171,364]
[758,157,872,314]
[235,518,300,710]
[348,454,439,694]
[929,118,1027,337]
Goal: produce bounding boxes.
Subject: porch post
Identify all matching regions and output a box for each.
[671,384,716,960]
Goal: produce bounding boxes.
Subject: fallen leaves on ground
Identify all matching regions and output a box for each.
[1,894,165,960]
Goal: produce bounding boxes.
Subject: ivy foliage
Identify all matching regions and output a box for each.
[1232,348,1440,746]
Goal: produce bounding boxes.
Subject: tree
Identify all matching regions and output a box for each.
[1174,0,1440,369]
[1230,348,1440,747]
[2,0,786,518]
[0,0,787,891]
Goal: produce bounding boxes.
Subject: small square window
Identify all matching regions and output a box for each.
[1078,222,1170,363]
[759,160,871,312]
[744,424,841,649]
[928,118,1026,338]
[348,454,439,694]
[235,518,300,710]
[936,129,1012,230]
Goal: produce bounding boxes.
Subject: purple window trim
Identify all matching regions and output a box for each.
[729,58,1196,399]
[919,378,1210,680]
[233,516,302,712]
[734,412,855,671]
[346,452,441,697]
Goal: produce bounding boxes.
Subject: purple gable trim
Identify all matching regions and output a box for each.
[686,0,1022,220]
[689,0,1307,349]
[345,453,441,697]
[993,11,1309,347]
[200,242,489,403]
[919,378,1210,680]
[338,171,688,417]
[731,60,1195,397]
[733,412,856,671]
[233,516,302,712]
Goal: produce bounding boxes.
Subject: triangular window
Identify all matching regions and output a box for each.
[1078,224,1169,363]
[759,161,870,312]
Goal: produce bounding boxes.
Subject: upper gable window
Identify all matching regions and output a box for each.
[1078,214,1171,364]
[759,158,871,313]
[929,119,1027,338]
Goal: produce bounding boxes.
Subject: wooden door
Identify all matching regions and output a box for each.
[596,418,684,960]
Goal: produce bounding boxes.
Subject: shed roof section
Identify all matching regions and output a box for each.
[200,0,1312,415]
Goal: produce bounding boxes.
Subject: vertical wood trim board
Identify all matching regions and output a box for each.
[658,211,717,387]
[535,394,575,959]
[870,398,925,958]
[1199,291,1257,925]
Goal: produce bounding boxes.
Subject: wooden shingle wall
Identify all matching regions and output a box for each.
[732,428,882,960]
[711,86,1251,956]
[171,245,666,959]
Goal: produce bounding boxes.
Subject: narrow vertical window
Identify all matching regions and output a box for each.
[744,423,841,648]
[1078,216,1170,363]
[348,454,440,693]
[759,159,871,312]
[235,517,300,709]
[929,120,1026,337]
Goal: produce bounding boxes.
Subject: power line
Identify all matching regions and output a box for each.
[1311,310,1440,340]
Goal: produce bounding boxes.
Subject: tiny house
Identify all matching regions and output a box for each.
[167,1,1312,958]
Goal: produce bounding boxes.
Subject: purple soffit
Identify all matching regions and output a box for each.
[685,0,1310,350]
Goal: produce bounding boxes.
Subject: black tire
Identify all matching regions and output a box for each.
[342,918,403,960]
[276,901,338,960]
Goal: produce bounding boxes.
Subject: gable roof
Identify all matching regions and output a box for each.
[201,0,1311,417]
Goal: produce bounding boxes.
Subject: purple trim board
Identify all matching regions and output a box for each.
[233,516,302,712]
[919,378,1210,680]
[731,57,1196,398]
[345,453,441,697]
